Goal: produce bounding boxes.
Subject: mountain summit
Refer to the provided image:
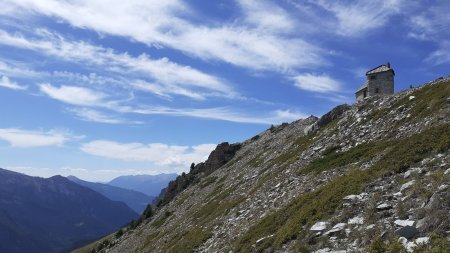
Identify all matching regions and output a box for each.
[78,77,449,253]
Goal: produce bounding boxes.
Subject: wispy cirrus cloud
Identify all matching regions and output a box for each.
[124,106,307,125]
[0,75,27,90]
[237,0,295,32]
[293,73,342,93]
[310,0,405,37]
[407,2,450,65]
[39,83,106,106]
[0,29,234,99]
[0,59,42,78]
[67,108,142,125]
[0,0,324,72]
[81,140,216,168]
[37,82,307,124]
[0,128,80,148]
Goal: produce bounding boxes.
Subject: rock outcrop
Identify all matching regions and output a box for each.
[156,142,241,206]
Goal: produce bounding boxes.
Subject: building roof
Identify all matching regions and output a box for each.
[366,63,394,75]
[355,82,368,93]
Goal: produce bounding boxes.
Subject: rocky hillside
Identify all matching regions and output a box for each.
[81,77,450,253]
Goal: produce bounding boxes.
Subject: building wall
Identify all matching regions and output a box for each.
[355,89,367,102]
[367,71,394,96]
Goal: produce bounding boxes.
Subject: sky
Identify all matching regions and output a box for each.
[0,0,449,182]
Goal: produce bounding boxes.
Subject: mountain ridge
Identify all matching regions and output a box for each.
[0,168,138,253]
[108,173,177,197]
[67,176,153,214]
[77,76,450,253]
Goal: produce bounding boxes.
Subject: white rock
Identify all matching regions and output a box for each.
[393,192,403,198]
[404,167,422,178]
[343,195,359,201]
[310,221,330,231]
[325,223,346,235]
[313,146,323,151]
[313,249,347,253]
[358,192,369,200]
[406,241,417,252]
[255,234,274,244]
[314,248,331,253]
[409,96,415,100]
[415,237,430,245]
[415,218,427,229]
[438,184,448,192]
[445,168,450,175]
[376,203,392,210]
[398,237,418,252]
[394,219,415,227]
[348,216,364,225]
[398,237,408,247]
[400,180,415,192]
[366,224,375,230]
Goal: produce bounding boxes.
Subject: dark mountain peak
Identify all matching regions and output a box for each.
[0,168,138,253]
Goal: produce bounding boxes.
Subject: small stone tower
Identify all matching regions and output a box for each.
[355,63,395,101]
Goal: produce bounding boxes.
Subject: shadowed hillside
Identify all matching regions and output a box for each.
[0,169,138,253]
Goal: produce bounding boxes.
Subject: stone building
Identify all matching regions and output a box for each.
[355,63,395,101]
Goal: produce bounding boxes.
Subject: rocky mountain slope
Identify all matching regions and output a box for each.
[81,77,450,253]
[0,169,138,253]
[67,176,153,213]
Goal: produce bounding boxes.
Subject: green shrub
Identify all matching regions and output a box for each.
[115,229,124,239]
[143,204,154,219]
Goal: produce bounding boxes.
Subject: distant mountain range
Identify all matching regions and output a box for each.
[67,176,153,214]
[108,173,177,197]
[0,168,138,253]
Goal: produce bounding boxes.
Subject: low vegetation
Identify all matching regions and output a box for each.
[235,124,450,252]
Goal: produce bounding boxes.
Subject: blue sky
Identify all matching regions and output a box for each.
[0,0,449,181]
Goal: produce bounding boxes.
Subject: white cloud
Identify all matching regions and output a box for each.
[39,83,106,106]
[0,0,324,72]
[407,2,450,65]
[68,108,141,125]
[80,140,216,167]
[293,73,341,93]
[130,79,206,101]
[0,60,42,78]
[426,42,450,65]
[0,75,27,90]
[126,106,306,125]
[311,0,405,37]
[0,29,234,98]
[0,128,78,147]
[36,81,306,124]
[237,0,295,32]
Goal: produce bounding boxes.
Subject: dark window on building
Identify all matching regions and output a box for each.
[375,88,379,93]
[363,90,367,98]
[370,76,376,80]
